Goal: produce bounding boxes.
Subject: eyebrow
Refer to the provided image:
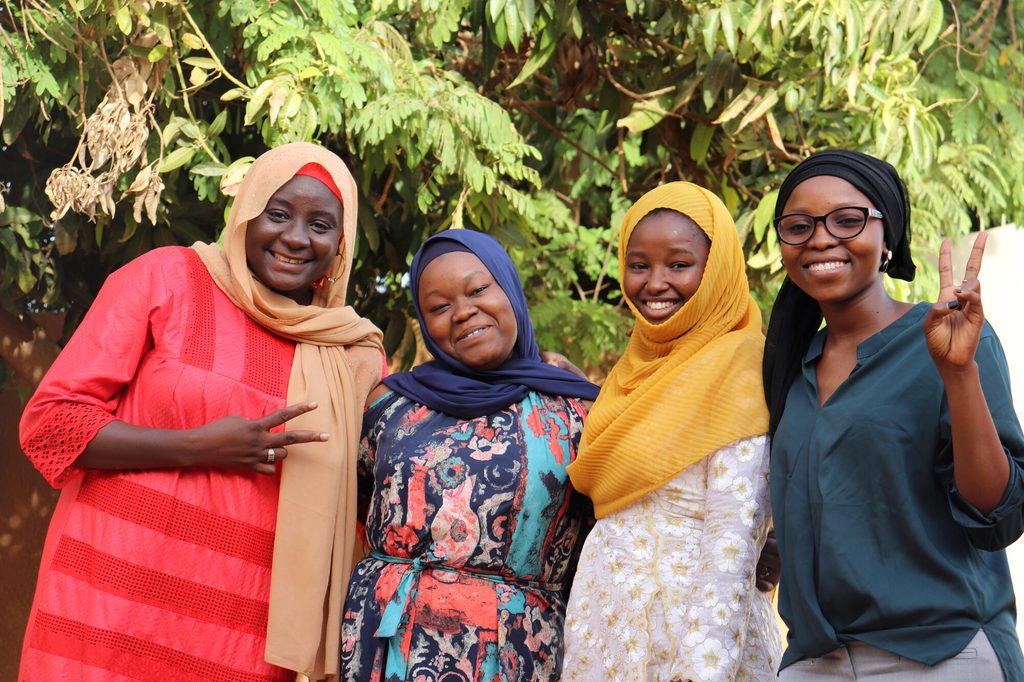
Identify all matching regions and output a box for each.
[626,246,699,257]
[265,197,340,221]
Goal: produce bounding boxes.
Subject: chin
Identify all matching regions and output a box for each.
[462,358,502,371]
[457,347,511,371]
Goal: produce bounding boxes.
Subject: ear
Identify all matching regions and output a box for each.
[879,243,894,273]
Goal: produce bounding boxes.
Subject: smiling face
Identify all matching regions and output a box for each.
[779,175,887,307]
[244,174,342,305]
[622,209,710,324]
[417,251,518,371]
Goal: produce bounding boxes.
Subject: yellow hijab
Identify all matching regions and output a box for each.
[567,182,768,518]
[192,142,383,679]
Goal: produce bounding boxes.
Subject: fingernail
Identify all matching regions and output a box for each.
[321,433,330,441]
[947,300,961,309]
[309,401,318,408]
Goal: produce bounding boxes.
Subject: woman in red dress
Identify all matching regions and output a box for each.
[18,142,383,681]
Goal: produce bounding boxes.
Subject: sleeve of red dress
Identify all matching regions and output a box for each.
[19,249,173,488]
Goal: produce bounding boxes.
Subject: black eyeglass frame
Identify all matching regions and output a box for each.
[773,206,884,246]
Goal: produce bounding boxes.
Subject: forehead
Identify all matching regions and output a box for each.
[783,175,875,213]
[628,210,709,250]
[418,251,491,290]
[266,175,342,213]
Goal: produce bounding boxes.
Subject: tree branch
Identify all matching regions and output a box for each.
[507,93,618,177]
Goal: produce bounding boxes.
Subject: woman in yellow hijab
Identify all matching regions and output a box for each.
[563,182,780,680]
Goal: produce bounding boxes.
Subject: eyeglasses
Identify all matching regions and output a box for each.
[774,206,884,246]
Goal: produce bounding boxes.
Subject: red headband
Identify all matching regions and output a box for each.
[293,162,344,206]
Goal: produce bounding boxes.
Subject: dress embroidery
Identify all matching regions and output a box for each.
[563,435,780,682]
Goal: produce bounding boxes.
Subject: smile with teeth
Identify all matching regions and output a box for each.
[806,261,847,272]
[271,252,308,265]
[456,326,489,343]
[644,300,679,310]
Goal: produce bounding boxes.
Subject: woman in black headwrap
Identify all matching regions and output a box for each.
[763,150,1024,680]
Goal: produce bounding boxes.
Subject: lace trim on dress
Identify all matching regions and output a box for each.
[77,475,275,568]
[29,611,289,682]
[22,402,116,487]
[241,317,292,397]
[181,249,217,371]
[181,248,292,398]
[53,536,269,636]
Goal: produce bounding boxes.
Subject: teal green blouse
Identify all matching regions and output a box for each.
[772,302,1024,679]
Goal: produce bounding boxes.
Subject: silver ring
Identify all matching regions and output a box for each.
[266,448,276,464]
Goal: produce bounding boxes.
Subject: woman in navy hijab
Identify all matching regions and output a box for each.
[340,229,599,682]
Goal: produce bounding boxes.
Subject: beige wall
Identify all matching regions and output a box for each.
[952,225,1024,410]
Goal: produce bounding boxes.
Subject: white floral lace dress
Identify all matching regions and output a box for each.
[562,435,781,682]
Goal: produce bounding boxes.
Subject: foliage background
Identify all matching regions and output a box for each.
[1,0,1023,387]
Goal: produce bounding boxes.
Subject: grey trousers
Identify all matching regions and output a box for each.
[778,631,1003,681]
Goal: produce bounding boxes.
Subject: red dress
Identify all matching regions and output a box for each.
[19,247,296,681]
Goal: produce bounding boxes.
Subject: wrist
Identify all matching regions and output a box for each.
[938,360,980,387]
[178,427,203,468]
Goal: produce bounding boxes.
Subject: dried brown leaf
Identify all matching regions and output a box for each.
[220,159,253,197]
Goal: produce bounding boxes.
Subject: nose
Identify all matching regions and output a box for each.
[646,266,670,292]
[451,297,477,323]
[805,217,838,248]
[278,220,311,249]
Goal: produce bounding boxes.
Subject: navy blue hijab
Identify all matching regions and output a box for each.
[383,229,600,418]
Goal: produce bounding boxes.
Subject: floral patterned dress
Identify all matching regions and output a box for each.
[562,435,781,682]
[341,390,592,682]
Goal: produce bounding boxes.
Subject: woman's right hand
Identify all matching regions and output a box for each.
[78,402,329,474]
[924,233,987,376]
[191,401,329,475]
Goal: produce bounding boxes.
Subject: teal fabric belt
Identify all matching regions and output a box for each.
[368,550,560,679]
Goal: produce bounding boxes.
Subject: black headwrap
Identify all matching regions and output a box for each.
[763,150,916,437]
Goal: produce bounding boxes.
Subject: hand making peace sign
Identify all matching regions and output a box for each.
[923,232,987,374]
[195,401,330,475]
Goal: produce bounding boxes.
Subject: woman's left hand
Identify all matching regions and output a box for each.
[923,232,987,375]
[755,529,780,592]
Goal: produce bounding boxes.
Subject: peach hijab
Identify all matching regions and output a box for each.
[192,142,383,678]
[567,182,768,518]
